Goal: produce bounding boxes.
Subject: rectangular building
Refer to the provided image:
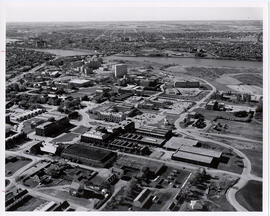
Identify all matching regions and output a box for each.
[35,115,69,137]
[61,144,117,168]
[163,137,199,151]
[135,126,172,140]
[133,188,152,208]
[172,151,214,167]
[68,79,92,88]
[174,80,200,88]
[114,64,127,78]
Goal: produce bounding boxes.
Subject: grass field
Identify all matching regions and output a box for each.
[235,180,262,211]
[233,73,262,86]
[241,148,263,177]
[208,195,236,211]
[200,141,243,174]
[193,108,234,121]
[72,125,89,134]
[70,87,99,98]
[6,156,32,177]
[209,119,262,141]
[51,132,79,143]
[202,136,262,177]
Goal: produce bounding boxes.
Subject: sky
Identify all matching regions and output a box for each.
[4,1,264,22]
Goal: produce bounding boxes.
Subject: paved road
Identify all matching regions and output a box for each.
[171,76,262,211]
[189,130,262,144]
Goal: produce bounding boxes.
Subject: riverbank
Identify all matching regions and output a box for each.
[114,53,262,62]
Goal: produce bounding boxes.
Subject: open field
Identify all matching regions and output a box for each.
[166,66,262,81]
[200,141,244,174]
[193,108,234,121]
[208,195,236,211]
[235,180,262,211]
[233,73,262,86]
[72,125,89,134]
[202,136,262,177]
[241,148,263,177]
[51,132,79,143]
[208,119,263,141]
[70,87,100,98]
[227,84,262,95]
[28,48,94,56]
[5,156,32,177]
[215,74,241,85]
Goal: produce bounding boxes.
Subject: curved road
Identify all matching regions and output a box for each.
[172,76,262,211]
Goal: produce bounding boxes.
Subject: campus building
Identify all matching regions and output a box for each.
[114,64,128,78]
[172,146,223,167]
[163,137,199,151]
[68,79,92,88]
[135,126,172,140]
[174,80,200,88]
[61,144,117,168]
[35,115,69,137]
[133,188,152,208]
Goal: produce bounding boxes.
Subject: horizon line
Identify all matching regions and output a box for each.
[6,19,263,23]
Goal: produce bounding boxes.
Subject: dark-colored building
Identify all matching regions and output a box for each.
[35,116,69,136]
[61,144,117,168]
[135,126,172,140]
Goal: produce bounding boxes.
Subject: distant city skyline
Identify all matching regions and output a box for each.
[4,1,263,22]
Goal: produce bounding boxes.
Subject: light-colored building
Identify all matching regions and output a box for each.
[40,142,59,155]
[133,188,152,208]
[68,79,92,88]
[163,137,198,151]
[114,64,128,78]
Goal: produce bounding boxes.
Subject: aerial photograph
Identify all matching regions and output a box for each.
[4,2,265,213]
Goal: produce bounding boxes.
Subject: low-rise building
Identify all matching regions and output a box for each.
[135,126,172,140]
[114,64,128,78]
[174,80,200,88]
[61,144,117,168]
[133,188,152,208]
[40,142,59,155]
[35,115,69,136]
[172,146,222,167]
[163,137,199,151]
[68,79,92,88]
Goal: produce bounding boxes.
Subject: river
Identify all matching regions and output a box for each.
[105,56,262,69]
[27,48,95,57]
[15,46,262,69]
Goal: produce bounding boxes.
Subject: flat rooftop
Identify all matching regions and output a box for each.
[141,136,164,146]
[179,145,222,158]
[136,126,170,136]
[62,144,114,162]
[164,137,198,150]
[173,151,213,164]
[69,79,91,84]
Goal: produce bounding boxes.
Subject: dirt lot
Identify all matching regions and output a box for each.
[235,180,262,211]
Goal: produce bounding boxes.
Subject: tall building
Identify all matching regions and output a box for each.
[114,64,128,78]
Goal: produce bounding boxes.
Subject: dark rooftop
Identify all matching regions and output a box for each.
[62,144,114,162]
